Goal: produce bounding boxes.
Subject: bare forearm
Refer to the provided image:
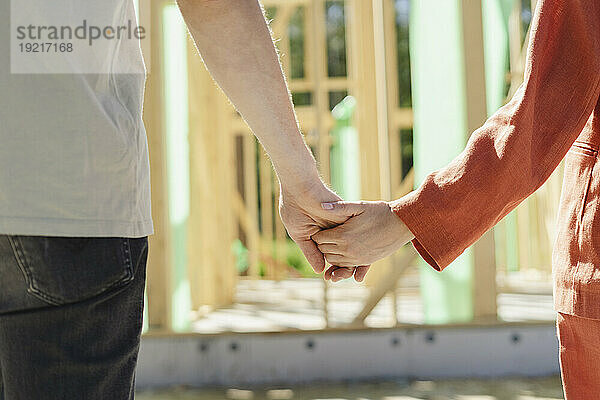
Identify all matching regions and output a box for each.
[177,0,319,188]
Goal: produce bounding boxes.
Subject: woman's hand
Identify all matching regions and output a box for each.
[312,201,415,281]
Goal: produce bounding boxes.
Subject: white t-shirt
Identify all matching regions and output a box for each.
[0,0,153,237]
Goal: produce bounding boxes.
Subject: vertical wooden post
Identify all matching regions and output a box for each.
[260,156,275,278]
[187,40,238,309]
[187,42,216,310]
[214,102,237,305]
[346,0,393,290]
[310,0,331,181]
[143,0,172,331]
[244,136,261,279]
[346,0,382,201]
[384,0,402,192]
[373,0,391,201]
[462,0,497,321]
[508,0,524,97]
[308,0,332,327]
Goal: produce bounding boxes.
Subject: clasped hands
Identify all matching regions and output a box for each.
[279,178,414,283]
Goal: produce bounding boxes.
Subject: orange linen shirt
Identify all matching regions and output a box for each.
[392,0,600,319]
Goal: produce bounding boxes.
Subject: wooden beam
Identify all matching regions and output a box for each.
[259,155,275,278]
[289,77,351,91]
[188,42,219,309]
[219,102,238,306]
[143,0,172,332]
[243,135,261,279]
[373,0,391,201]
[187,25,237,310]
[345,0,393,287]
[309,0,331,182]
[392,108,414,129]
[386,0,402,192]
[393,167,414,199]
[461,0,497,321]
[346,0,381,200]
[351,249,416,326]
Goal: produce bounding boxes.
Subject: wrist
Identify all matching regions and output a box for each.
[277,165,320,191]
[280,174,340,209]
[386,201,416,243]
[266,126,321,189]
[276,154,322,195]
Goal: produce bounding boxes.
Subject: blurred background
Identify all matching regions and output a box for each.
[135,0,565,398]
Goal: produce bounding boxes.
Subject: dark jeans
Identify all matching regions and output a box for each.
[0,235,148,400]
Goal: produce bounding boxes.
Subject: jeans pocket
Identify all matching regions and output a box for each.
[7,236,134,306]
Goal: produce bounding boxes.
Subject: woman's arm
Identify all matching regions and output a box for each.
[314,0,600,277]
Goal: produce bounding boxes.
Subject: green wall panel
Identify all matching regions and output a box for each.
[409,0,473,324]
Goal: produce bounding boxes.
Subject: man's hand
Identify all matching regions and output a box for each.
[312,201,415,281]
[279,180,351,274]
[176,0,383,277]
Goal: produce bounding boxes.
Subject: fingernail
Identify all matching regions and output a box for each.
[321,203,334,210]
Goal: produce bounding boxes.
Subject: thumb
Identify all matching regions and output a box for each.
[320,201,367,217]
[296,238,326,273]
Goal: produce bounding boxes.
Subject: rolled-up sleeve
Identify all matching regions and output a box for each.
[391,0,600,271]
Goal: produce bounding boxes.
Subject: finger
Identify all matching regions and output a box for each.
[324,266,350,281]
[331,267,355,282]
[324,265,337,280]
[312,228,340,245]
[323,253,355,267]
[316,243,343,255]
[296,239,325,273]
[353,266,370,282]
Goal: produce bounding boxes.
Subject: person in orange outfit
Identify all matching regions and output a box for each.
[311,0,600,396]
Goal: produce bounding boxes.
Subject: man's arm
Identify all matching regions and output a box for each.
[176,0,350,273]
[177,0,314,186]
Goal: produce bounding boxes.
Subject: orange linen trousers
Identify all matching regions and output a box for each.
[557,313,600,398]
[390,0,600,396]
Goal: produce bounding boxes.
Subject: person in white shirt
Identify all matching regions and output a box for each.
[1,1,412,398]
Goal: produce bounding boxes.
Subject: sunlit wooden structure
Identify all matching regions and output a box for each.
[140,0,558,332]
